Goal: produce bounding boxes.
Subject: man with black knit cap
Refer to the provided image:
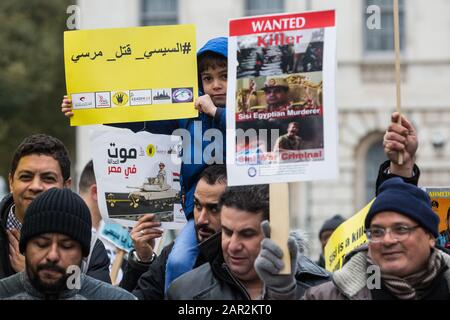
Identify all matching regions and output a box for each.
[303,178,450,299]
[0,134,110,282]
[0,188,136,300]
[316,214,345,268]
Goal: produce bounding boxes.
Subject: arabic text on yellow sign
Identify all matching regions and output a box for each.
[64,25,198,126]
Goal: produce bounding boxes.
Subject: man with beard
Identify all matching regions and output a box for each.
[0,188,136,299]
[0,134,111,283]
[119,165,227,299]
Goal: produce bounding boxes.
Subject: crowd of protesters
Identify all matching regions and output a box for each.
[1,31,449,300]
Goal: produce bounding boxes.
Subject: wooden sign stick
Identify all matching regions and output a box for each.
[269,183,290,274]
[110,249,126,285]
[393,0,403,165]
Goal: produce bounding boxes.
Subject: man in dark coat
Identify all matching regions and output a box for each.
[304,178,450,300]
[0,188,135,300]
[166,185,330,300]
[316,214,345,268]
[0,134,110,283]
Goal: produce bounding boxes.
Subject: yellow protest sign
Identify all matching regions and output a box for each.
[64,25,198,126]
[424,187,450,232]
[324,199,375,272]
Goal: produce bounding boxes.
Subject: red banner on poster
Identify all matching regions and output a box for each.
[230,10,335,36]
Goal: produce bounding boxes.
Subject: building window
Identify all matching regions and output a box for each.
[365,140,386,202]
[355,132,386,209]
[364,0,405,53]
[245,0,284,16]
[141,0,178,26]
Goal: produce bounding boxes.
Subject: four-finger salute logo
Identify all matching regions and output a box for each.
[113,91,129,106]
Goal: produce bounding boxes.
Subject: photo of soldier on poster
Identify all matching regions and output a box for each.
[235,72,324,163]
[90,128,186,229]
[227,10,337,185]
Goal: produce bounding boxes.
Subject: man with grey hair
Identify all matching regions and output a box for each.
[262,178,450,300]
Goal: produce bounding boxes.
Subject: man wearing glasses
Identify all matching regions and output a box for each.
[301,177,450,299]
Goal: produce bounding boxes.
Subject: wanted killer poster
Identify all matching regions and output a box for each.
[227,10,338,185]
[423,187,450,249]
[90,127,186,229]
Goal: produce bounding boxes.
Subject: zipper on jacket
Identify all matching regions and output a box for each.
[222,263,252,300]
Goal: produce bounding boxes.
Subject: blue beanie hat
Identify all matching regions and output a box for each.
[365,177,439,238]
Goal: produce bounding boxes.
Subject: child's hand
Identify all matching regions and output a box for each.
[61,95,74,118]
[194,95,217,118]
